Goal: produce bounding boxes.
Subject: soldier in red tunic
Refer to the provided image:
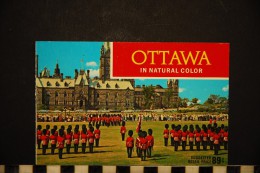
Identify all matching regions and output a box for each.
[88,126,95,153]
[94,124,101,147]
[57,129,65,159]
[195,127,202,151]
[170,124,176,146]
[213,127,221,155]
[188,126,195,151]
[126,130,134,158]
[139,131,148,161]
[81,128,88,153]
[223,126,228,150]
[40,129,48,155]
[202,126,208,150]
[181,125,188,151]
[49,129,57,155]
[120,121,127,141]
[173,126,180,151]
[73,127,80,154]
[163,124,169,146]
[135,130,142,157]
[36,125,42,149]
[146,129,154,158]
[65,127,73,154]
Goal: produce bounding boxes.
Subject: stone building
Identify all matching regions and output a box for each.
[35,42,179,111]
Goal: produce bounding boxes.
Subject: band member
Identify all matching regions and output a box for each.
[181,125,188,151]
[65,128,73,154]
[213,127,221,155]
[81,128,88,153]
[188,126,195,151]
[170,124,176,146]
[49,129,57,155]
[146,128,154,158]
[88,126,95,153]
[94,124,101,147]
[163,124,169,146]
[223,126,228,150]
[195,127,201,151]
[173,126,180,151]
[126,130,134,158]
[73,127,80,154]
[37,125,42,149]
[202,126,208,150]
[139,131,148,161]
[136,130,142,157]
[40,129,48,155]
[120,121,126,141]
[57,129,65,159]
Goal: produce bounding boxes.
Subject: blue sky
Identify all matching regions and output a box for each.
[35,41,229,103]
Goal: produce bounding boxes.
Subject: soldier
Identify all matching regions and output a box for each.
[49,129,57,155]
[146,129,154,158]
[73,127,80,154]
[188,126,195,151]
[36,125,42,149]
[135,130,142,157]
[163,124,169,146]
[120,121,127,141]
[88,126,95,153]
[202,126,208,150]
[181,125,188,151]
[94,124,101,147]
[40,129,48,155]
[126,130,134,158]
[81,128,87,153]
[139,131,148,161]
[45,124,51,148]
[195,127,201,151]
[213,127,221,155]
[170,124,176,146]
[223,126,228,150]
[57,129,65,159]
[65,128,73,154]
[173,126,180,151]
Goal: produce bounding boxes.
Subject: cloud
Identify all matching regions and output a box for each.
[86,61,97,67]
[222,85,229,92]
[87,69,99,77]
[179,88,185,93]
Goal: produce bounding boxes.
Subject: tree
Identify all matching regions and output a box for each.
[142,85,155,109]
[192,98,199,104]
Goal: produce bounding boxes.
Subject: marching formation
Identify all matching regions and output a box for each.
[163,122,228,155]
[37,124,101,159]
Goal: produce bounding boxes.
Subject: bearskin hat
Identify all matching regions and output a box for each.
[90,126,94,132]
[54,125,58,130]
[75,124,79,130]
[128,130,133,136]
[171,124,175,129]
[46,124,50,129]
[165,124,169,129]
[138,130,143,137]
[122,121,126,126]
[59,129,64,136]
[51,128,55,135]
[142,131,147,138]
[96,124,100,129]
[42,129,47,135]
[148,128,153,135]
[37,125,42,130]
[67,128,71,133]
[82,124,86,130]
[61,125,65,130]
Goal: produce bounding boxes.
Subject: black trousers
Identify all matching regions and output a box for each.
[82,143,86,153]
[136,147,141,157]
[89,143,94,153]
[95,139,100,147]
[170,137,174,146]
[202,141,208,150]
[58,148,63,159]
[189,141,194,151]
[182,141,187,151]
[42,145,47,155]
[174,141,178,151]
[147,146,152,157]
[66,144,71,154]
[127,147,133,158]
[140,149,147,161]
[121,134,125,141]
[164,138,168,146]
[196,141,201,151]
[74,144,78,153]
[224,141,228,150]
[214,144,220,155]
[37,139,41,149]
[51,144,56,155]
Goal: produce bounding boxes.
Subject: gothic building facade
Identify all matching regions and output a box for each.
[36,42,179,111]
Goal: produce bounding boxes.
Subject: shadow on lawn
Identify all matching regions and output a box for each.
[149,154,169,161]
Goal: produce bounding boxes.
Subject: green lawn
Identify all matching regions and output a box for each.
[36,120,228,166]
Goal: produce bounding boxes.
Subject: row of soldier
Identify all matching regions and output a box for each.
[163,123,228,155]
[37,124,101,159]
